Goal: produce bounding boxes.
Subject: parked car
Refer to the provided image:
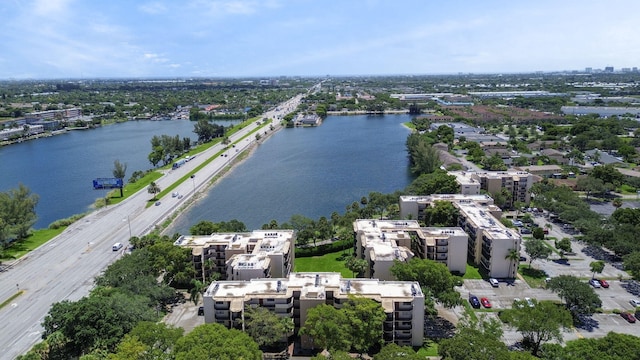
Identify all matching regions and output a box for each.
[489,278,499,287]
[198,306,204,316]
[630,299,640,307]
[621,312,636,323]
[520,228,532,234]
[519,256,527,262]
[524,297,535,308]
[596,279,609,288]
[480,297,492,308]
[589,279,601,288]
[469,295,481,308]
[155,201,161,206]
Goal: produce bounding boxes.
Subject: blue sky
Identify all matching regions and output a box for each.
[1,0,639,79]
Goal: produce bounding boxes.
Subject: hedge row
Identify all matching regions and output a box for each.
[295,239,352,258]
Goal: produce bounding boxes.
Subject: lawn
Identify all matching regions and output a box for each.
[294,250,353,278]
[1,227,67,261]
[417,340,438,356]
[518,264,548,288]
[463,263,483,279]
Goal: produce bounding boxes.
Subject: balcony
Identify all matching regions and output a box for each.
[436,239,448,246]
[395,321,412,330]
[436,246,448,253]
[436,253,447,260]
[395,311,412,320]
[394,331,412,339]
[395,302,413,311]
[214,302,230,310]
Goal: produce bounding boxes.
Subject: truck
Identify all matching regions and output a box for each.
[172,159,186,169]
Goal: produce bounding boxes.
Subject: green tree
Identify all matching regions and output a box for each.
[576,176,606,199]
[405,169,459,195]
[345,256,368,277]
[189,220,217,235]
[112,160,127,197]
[624,251,640,279]
[147,182,161,200]
[555,238,572,254]
[505,248,520,279]
[374,343,422,359]
[551,332,640,359]
[500,300,572,356]
[532,227,545,240]
[524,239,552,268]
[0,184,39,246]
[300,304,351,352]
[342,296,386,353]
[422,201,459,227]
[546,275,602,316]
[391,258,461,308]
[42,290,156,357]
[439,327,511,360]
[173,323,261,360]
[407,134,441,175]
[189,279,205,306]
[242,306,293,349]
[589,260,605,279]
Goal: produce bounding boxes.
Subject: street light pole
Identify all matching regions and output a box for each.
[123,216,132,239]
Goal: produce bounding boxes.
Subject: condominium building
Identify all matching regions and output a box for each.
[448,170,536,207]
[174,230,295,282]
[203,272,425,348]
[353,219,468,277]
[399,194,520,278]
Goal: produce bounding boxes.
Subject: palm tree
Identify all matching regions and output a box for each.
[505,248,520,279]
[190,279,205,306]
[147,181,161,200]
[612,198,623,209]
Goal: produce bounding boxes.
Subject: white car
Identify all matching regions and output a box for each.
[489,278,499,287]
[524,297,535,307]
[630,299,640,307]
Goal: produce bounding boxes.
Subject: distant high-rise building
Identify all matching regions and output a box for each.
[633,67,638,72]
[604,66,614,73]
[585,67,593,73]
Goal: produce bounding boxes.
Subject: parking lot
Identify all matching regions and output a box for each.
[438,215,640,345]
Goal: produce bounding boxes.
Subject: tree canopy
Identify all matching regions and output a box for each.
[546,275,602,316]
[0,184,39,247]
[390,258,462,308]
[500,300,572,356]
[173,323,261,360]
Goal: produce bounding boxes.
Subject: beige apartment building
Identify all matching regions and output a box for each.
[174,230,295,282]
[399,194,520,278]
[203,272,425,348]
[353,219,468,277]
[448,170,536,207]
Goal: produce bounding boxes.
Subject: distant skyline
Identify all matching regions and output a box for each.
[1,0,639,79]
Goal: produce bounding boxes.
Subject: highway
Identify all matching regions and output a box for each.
[0,93,304,359]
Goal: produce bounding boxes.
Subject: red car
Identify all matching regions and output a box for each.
[621,312,636,323]
[480,297,492,308]
[596,279,609,288]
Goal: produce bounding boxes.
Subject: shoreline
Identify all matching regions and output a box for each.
[163,121,282,235]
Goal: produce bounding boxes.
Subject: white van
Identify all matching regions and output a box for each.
[112,242,123,251]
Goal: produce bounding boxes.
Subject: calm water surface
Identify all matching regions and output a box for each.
[169,114,414,233]
[0,120,211,229]
[1,115,414,231]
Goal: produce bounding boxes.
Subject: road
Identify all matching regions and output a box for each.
[0,93,305,359]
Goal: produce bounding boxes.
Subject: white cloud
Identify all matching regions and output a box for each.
[139,2,168,14]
